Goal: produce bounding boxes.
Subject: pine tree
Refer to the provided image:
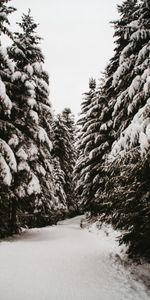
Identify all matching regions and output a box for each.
[76,0,150,260]
[0,0,18,237]
[75,75,115,214]
[6,10,59,228]
[74,78,97,209]
[102,0,150,260]
[53,157,68,216]
[75,1,139,214]
[53,108,77,215]
[89,0,140,216]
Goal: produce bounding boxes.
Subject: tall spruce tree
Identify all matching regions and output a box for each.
[0,0,19,237]
[76,0,150,260]
[100,0,150,260]
[53,108,77,214]
[74,78,97,208]
[6,10,60,228]
[90,0,140,216]
[75,1,140,214]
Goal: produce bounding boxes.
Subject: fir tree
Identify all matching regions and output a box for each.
[76,0,150,260]
[5,10,59,229]
[102,0,150,260]
[74,78,97,209]
[76,1,140,214]
[53,108,77,215]
[75,76,114,213]
[0,0,18,236]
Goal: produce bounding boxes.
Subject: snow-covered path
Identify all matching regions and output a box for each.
[0,216,149,300]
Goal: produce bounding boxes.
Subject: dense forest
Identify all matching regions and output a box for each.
[0,0,150,262]
[0,1,77,236]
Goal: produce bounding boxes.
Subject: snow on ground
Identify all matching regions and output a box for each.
[0,215,150,300]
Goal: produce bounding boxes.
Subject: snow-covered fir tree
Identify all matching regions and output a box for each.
[53,108,77,215]
[3,10,60,230]
[76,0,150,260]
[0,0,18,237]
[89,0,141,215]
[106,0,150,260]
[74,78,98,209]
[75,1,139,214]
[53,157,68,216]
[98,0,150,260]
[75,76,115,214]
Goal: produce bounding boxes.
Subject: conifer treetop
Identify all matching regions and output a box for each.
[12,9,44,65]
[0,0,16,39]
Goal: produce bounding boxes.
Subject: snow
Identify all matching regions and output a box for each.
[0,78,6,97]
[36,163,46,176]
[110,99,150,157]
[27,97,37,108]
[137,44,150,64]
[11,71,22,82]
[0,47,14,73]
[25,80,35,90]
[27,172,41,195]
[128,76,141,99]
[13,47,25,58]
[0,216,149,300]
[8,134,19,148]
[0,155,12,186]
[40,103,52,114]
[25,80,36,98]
[144,76,150,96]
[142,68,150,81]
[0,139,17,172]
[15,185,26,198]
[18,161,30,172]
[16,148,28,161]
[128,20,139,29]
[27,144,38,161]
[24,64,34,76]
[112,60,130,86]
[32,62,43,74]
[100,123,107,131]
[0,79,12,116]
[37,126,53,150]
[131,29,150,42]
[37,78,50,94]
[119,44,133,64]
[29,110,39,124]
[113,91,127,116]
[139,132,149,154]
[21,74,28,83]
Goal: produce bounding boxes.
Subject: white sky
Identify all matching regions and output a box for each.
[10,0,122,116]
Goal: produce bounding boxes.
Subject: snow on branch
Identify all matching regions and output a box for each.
[27,172,41,195]
[0,138,17,173]
[0,79,12,116]
[0,155,12,186]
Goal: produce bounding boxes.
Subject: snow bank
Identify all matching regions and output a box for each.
[0,216,149,300]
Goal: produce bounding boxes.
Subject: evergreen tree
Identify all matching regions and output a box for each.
[74,78,97,208]
[0,0,19,237]
[75,1,140,214]
[2,10,60,230]
[76,0,150,260]
[53,108,77,214]
[75,76,115,213]
[53,157,68,216]
[101,0,150,259]
[89,0,140,215]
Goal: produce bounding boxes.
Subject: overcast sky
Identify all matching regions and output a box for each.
[11,0,122,116]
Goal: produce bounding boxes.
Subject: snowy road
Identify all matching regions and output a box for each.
[0,216,149,300]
